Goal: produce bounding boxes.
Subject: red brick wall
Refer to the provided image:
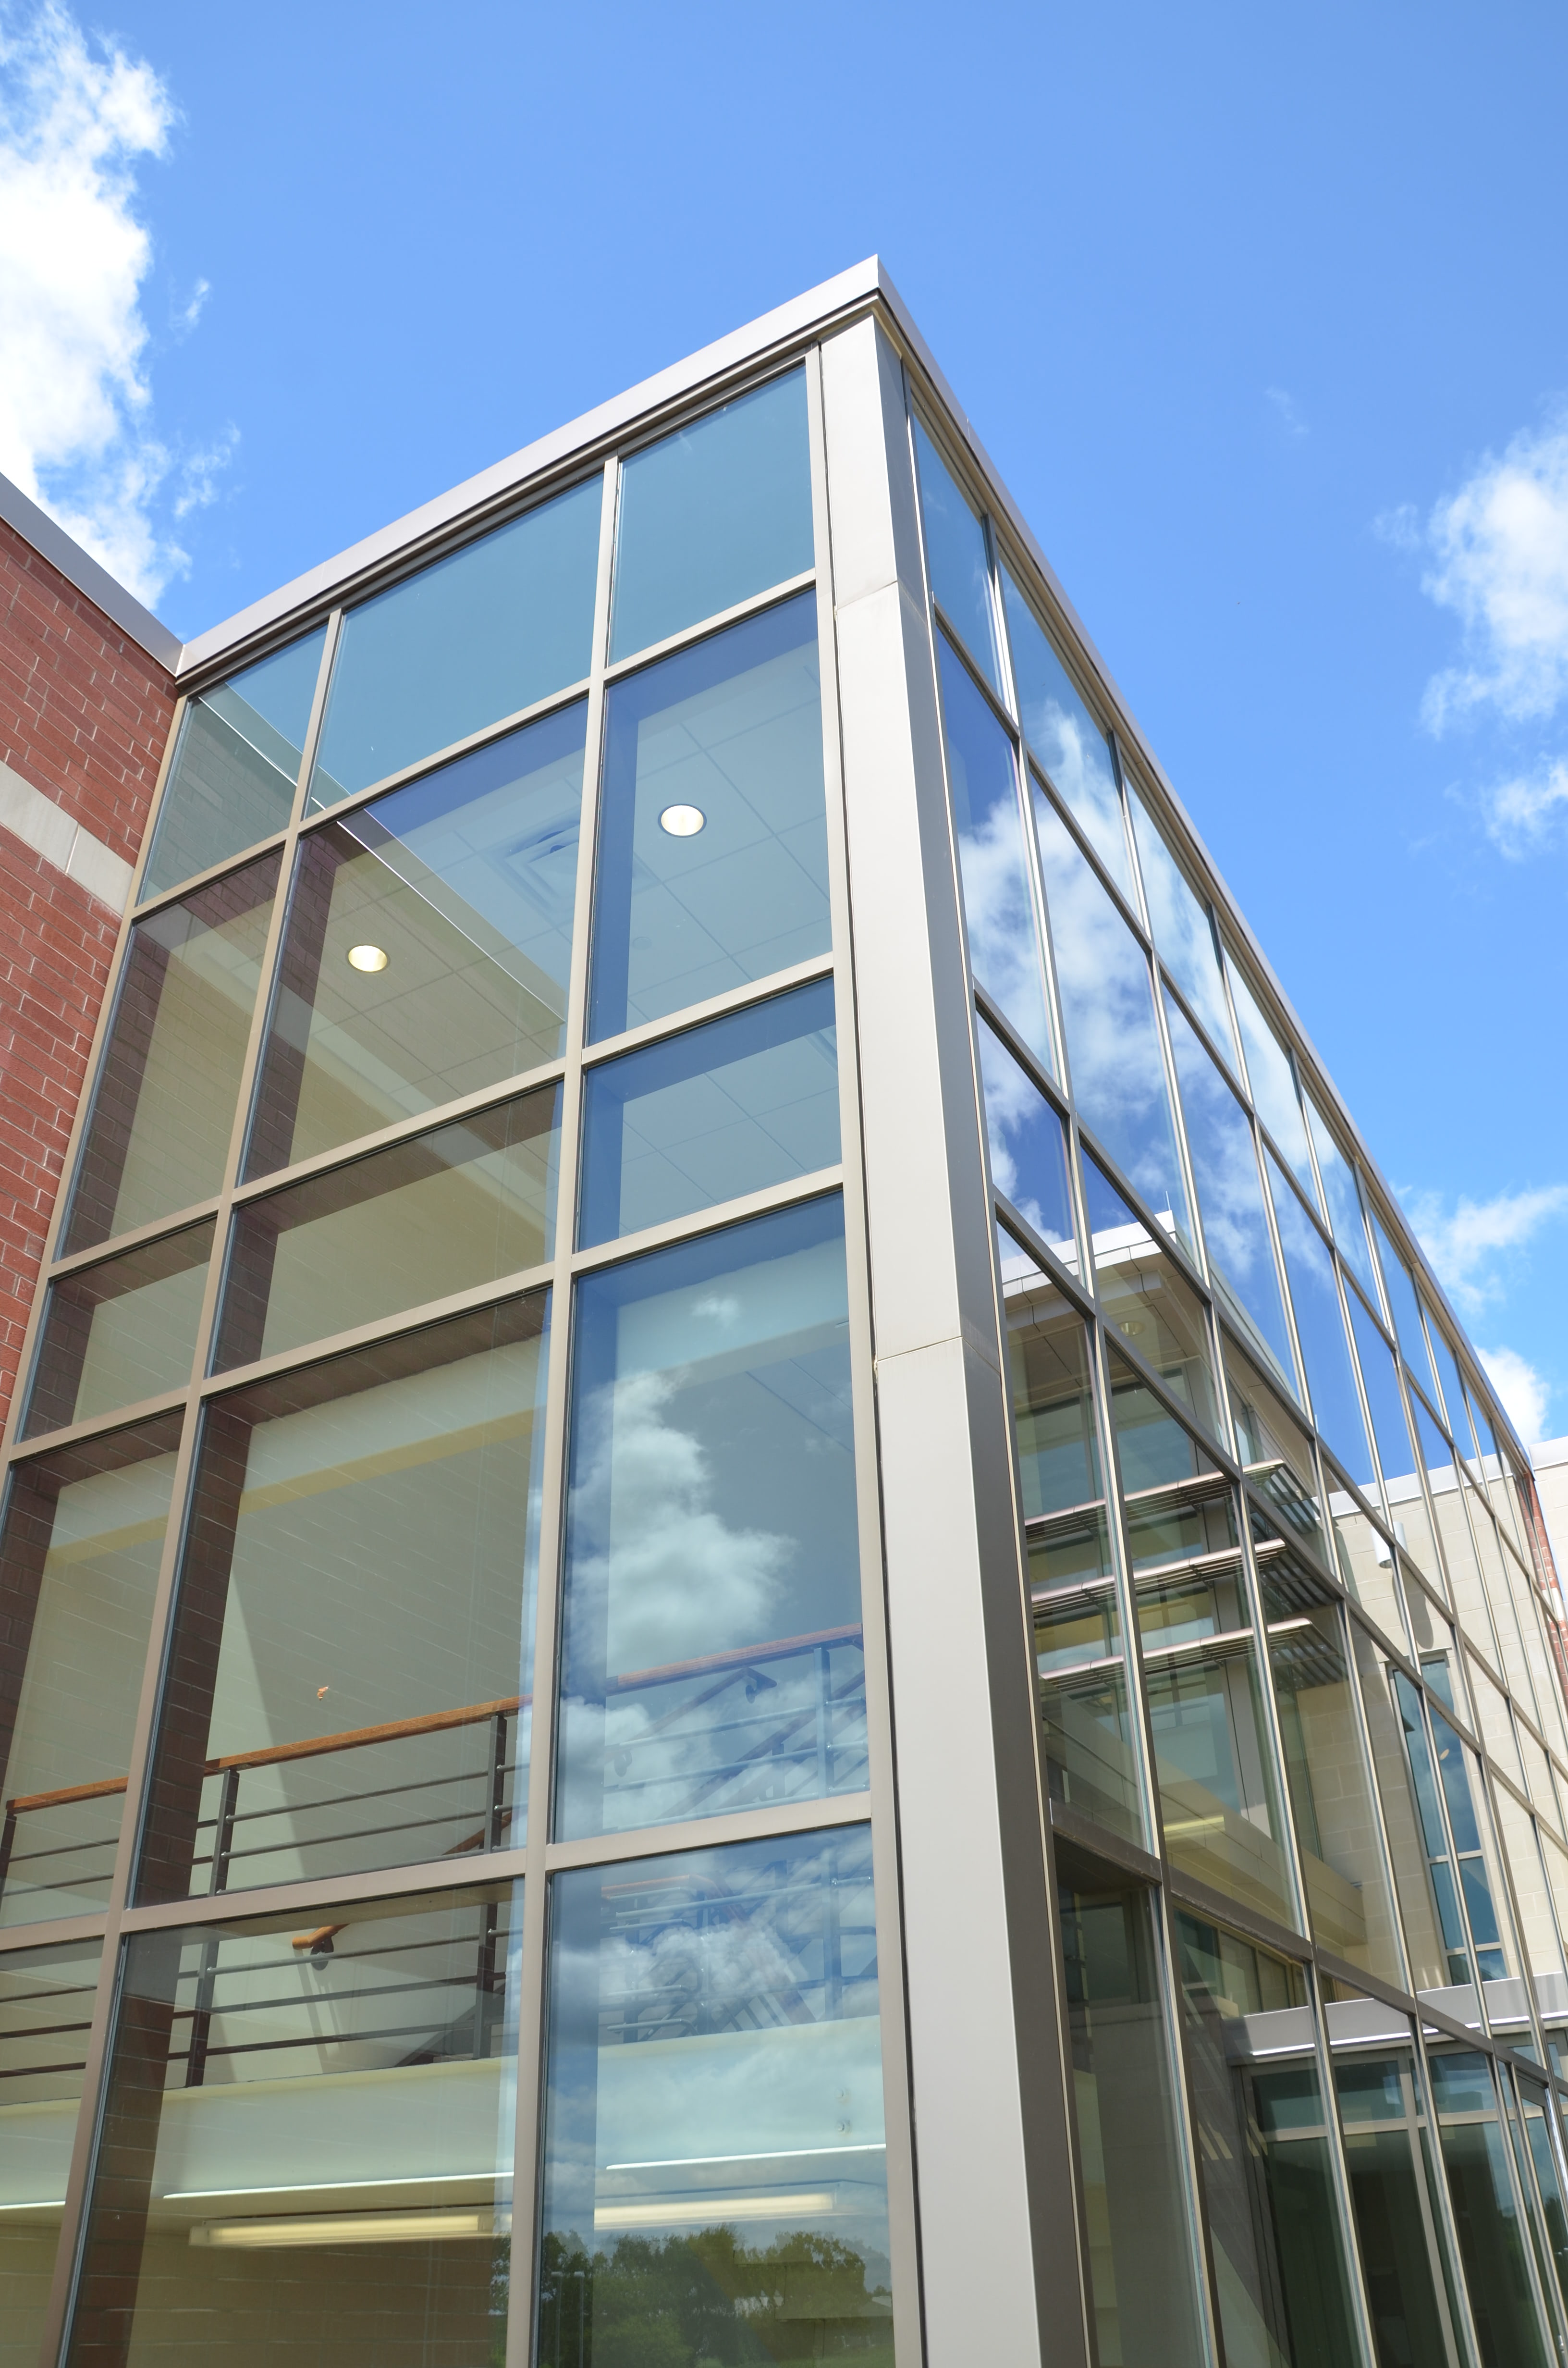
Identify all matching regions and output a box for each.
[0,519,175,1430]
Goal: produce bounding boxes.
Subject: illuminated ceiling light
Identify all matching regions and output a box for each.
[346,944,389,973]
[659,803,706,837]
[190,2208,494,2249]
[594,2193,835,2229]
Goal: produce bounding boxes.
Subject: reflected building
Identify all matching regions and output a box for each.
[3,260,1568,2368]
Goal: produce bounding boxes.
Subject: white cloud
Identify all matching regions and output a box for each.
[1417,412,1568,730]
[1266,387,1308,439]
[1480,755,1568,856]
[1405,1183,1568,1313]
[0,1,218,602]
[1477,1346,1552,1446]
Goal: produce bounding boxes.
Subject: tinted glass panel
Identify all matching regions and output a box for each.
[22,1222,213,1437]
[1224,1335,1332,1573]
[611,370,812,659]
[1035,789,1190,1246]
[215,1087,557,1372]
[1425,1313,1479,1463]
[65,1888,522,2368]
[1127,787,1236,1068]
[0,1937,101,2368]
[1370,1209,1427,1370]
[999,569,1131,898]
[1306,1098,1378,1299]
[1083,1156,1217,1441]
[579,978,838,1248]
[539,1829,892,2368]
[311,479,600,804]
[912,414,998,689]
[145,629,324,898]
[938,632,1053,1072]
[1329,2031,1463,2368]
[1267,1153,1371,1481]
[1225,955,1317,1198]
[139,1297,548,1902]
[247,703,586,1177]
[64,855,280,1255]
[1349,1624,1452,1991]
[1164,991,1296,1395]
[589,593,827,1041]
[0,1419,179,1928]
[1430,2052,1552,2368]
[557,1198,864,1839]
[977,1013,1074,1256]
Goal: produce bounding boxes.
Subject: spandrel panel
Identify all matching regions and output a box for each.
[1327,2019,1467,2368]
[539,1828,893,2368]
[590,592,828,1041]
[1429,2052,1554,2368]
[1349,1622,1450,1990]
[579,977,838,1248]
[1055,1853,1206,2368]
[1225,953,1317,1199]
[1163,990,1296,1396]
[22,1221,213,1438]
[311,478,600,805]
[0,1418,179,1928]
[611,369,812,660]
[912,414,999,690]
[145,629,324,899]
[978,1015,1075,1258]
[0,1937,101,2368]
[1174,1916,1362,2368]
[1082,1154,1217,1440]
[1035,788,1191,1247]
[937,633,1054,1072]
[64,1887,522,2368]
[1224,1334,1332,1573]
[64,853,281,1255]
[1305,1098,1378,1300]
[247,702,587,1178]
[1126,787,1237,1069]
[138,1296,548,1903]
[998,569,1132,899]
[556,1197,865,1840]
[1266,1150,1372,1483]
[214,1087,558,1372]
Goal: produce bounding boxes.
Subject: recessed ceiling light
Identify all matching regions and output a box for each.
[659,803,705,837]
[347,944,389,973]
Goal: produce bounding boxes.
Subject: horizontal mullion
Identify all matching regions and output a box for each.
[570,1169,845,1275]
[543,1790,872,1873]
[3,1384,192,1468]
[232,1061,569,1208]
[292,675,593,831]
[118,1847,530,1936]
[601,571,816,684]
[131,827,292,923]
[48,1199,223,1282]
[0,1911,111,1957]
[196,1266,554,1400]
[581,955,835,1070]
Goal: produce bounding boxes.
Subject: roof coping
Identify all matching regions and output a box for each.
[0,471,182,670]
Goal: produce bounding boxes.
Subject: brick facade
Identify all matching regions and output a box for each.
[0,519,175,1431]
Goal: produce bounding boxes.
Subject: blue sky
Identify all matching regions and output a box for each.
[5,0,1568,1441]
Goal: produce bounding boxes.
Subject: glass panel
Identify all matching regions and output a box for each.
[1371,1209,1427,1369]
[978,1014,1075,1258]
[1164,991,1296,1394]
[0,1419,178,1928]
[145,630,324,898]
[63,854,281,1255]
[1126,787,1237,1068]
[1035,789,1190,1246]
[1348,1289,1446,1588]
[1004,1242,1141,1840]
[579,978,838,1248]
[1429,2051,1552,2368]
[21,1221,213,1437]
[611,369,812,660]
[1351,1621,1451,1990]
[0,1937,101,2368]
[1496,1784,1565,1991]
[998,569,1131,898]
[912,414,998,689]
[1267,1152,1372,1482]
[1425,1310,1479,1466]
[1393,1670,1512,1990]
[1226,954,1318,1200]
[1469,1653,1528,1789]
[1259,1540,1404,1984]
[311,480,601,804]
[1519,1720,1567,1843]
[937,633,1054,1072]
[1306,1098,1379,1300]
[1174,1914,1361,2368]
[137,1296,549,1902]
[65,1886,521,2368]
[1517,2076,1568,2326]
[556,1198,864,1839]
[1409,1388,1462,1604]
[214,1087,558,1372]
[247,703,587,1178]
[1325,2020,1464,2368]
[1055,1850,1206,2368]
[1325,1458,1406,1646]
[1083,1155,1217,1440]
[1225,1334,1333,1573]
[590,592,827,1042]
[538,1828,893,2368]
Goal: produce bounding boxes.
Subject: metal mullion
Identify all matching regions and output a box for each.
[227,1061,569,1209]
[501,445,617,2368]
[1142,909,1213,1302]
[568,1168,844,1278]
[1,1385,190,1464]
[1334,1595,1421,1999]
[1156,951,1245,1094]
[122,826,292,925]
[1241,1102,1317,1422]
[1491,2045,1568,2361]
[1408,2012,1488,2368]
[115,1846,530,1936]
[994,1193,1095,1326]
[541,1790,874,1875]
[1475,1754,1555,2074]
[580,950,833,1069]
[1232,1456,1314,1943]
[192,1265,554,1400]
[30,1197,224,1285]
[289,668,589,833]
[0,1911,108,1956]
[1390,1354,1463,1620]
[809,336,924,2368]
[1085,1311,1165,1860]
[1148,1881,1225,2368]
[1304,1961,1382,2368]
[601,567,816,684]
[1037,755,1152,955]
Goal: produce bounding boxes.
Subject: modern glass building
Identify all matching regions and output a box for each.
[3,258,1568,2368]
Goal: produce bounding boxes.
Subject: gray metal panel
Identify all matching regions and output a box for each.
[821,312,1089,2368]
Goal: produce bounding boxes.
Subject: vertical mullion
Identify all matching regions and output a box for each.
[1304,1962,1382,2368]
[502,457,614,2368]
